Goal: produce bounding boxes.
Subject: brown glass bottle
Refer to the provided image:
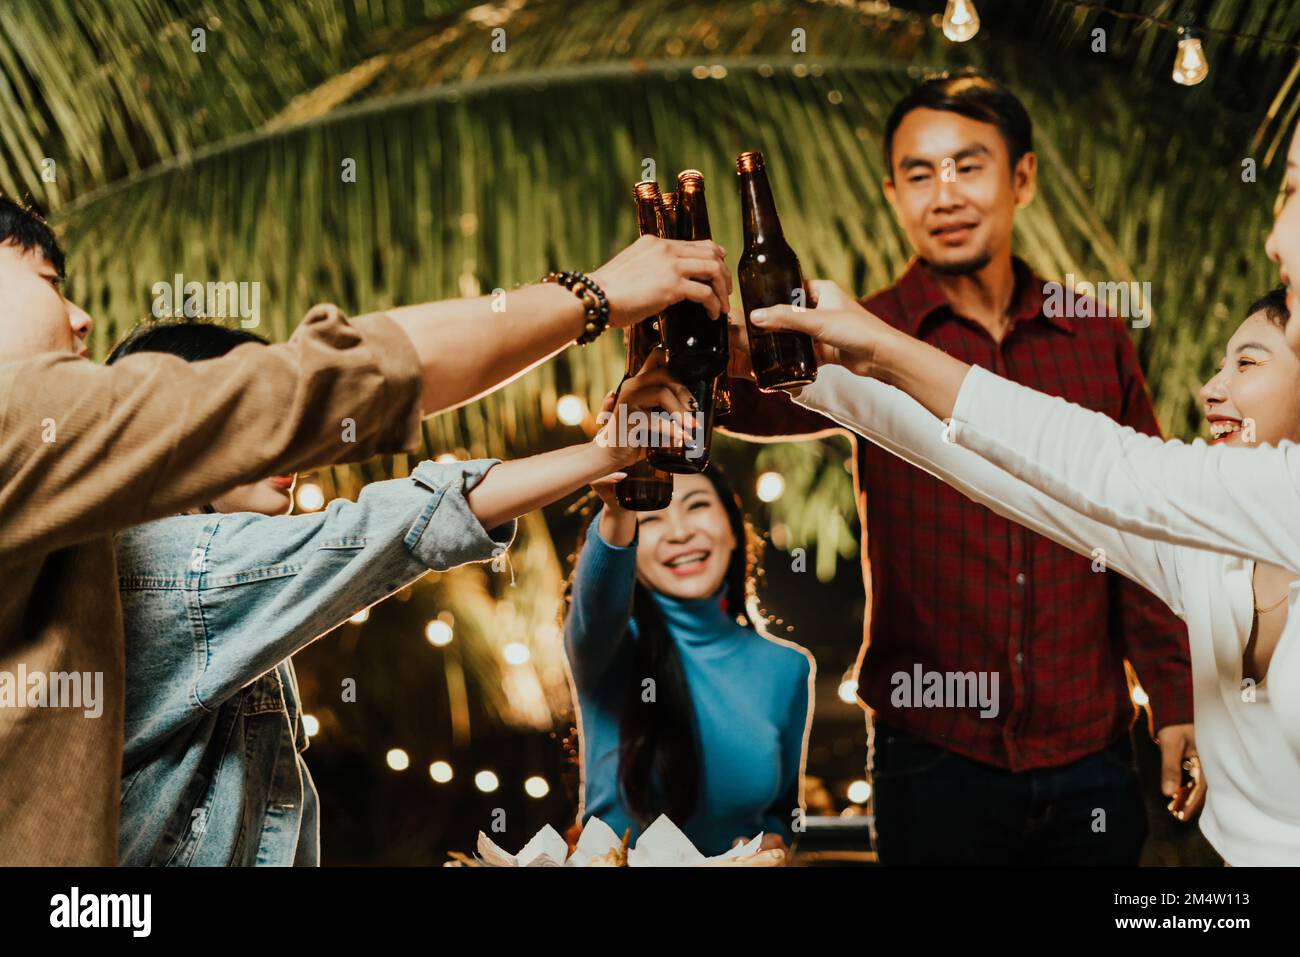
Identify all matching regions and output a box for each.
[614,182,675,511]
[736,151,818,391]
[649,170,729,473]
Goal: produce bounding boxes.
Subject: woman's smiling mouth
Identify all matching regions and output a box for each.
[1208,417,1243,443]
[663,549,710,576]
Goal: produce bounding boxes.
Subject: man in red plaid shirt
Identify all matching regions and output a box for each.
[723,72,1197,864]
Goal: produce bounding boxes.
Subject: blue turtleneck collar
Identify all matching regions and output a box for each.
[649,585,744,648]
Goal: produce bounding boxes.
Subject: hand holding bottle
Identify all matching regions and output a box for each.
[748,279,898,379]
[594,349,697,469]
[589,235,732,328]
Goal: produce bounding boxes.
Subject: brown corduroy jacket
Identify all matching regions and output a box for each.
[0,304,423,865]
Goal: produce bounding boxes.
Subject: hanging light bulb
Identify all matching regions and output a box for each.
[941,0,980,43]
[1171,28,1208,86]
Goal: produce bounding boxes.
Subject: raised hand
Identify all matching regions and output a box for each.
[595,348,696,468]
[748,279,896,378]
[589,235,732,328]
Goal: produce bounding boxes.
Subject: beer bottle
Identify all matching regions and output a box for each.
[736,150,818,391]
[649,170,729,473]
[659,190,678,237]
[613,182,675,511]
[660,191,733,417]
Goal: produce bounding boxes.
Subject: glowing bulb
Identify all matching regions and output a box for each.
[295,482,325,512]
[847,780,872,804]
[524,776,550,798]
[426,619,454,646]
[837,679,859,704]
[1172,30,1208,86]
[386,748,410,771]
[556,394,587,426]
[429,760,454,783]
[435,452,459,463]
[1131,684,1150,707]
[475,770,500,793]
[756,471,785,502]
[941,0,980,43]
[503,642,531,666]
[348,608,370,625]
[303,714,320,737]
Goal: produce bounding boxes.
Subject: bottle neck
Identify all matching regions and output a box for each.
[635,199,663,238]
[677,188,712,242]
[739,169,786,247]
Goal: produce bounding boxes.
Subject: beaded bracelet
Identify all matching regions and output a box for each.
[542,270,610,345]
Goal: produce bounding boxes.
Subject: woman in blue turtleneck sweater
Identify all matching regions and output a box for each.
[562,465,813,856]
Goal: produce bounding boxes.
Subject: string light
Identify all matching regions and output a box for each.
[303,714,320,737]
[847,780,872,804]
[556,394,587,426]
[348,608,369,625]
[474,770,500,793]
[941,0,980,43]
[524,776,550,798]
[1171,27,1209,87]
[1131,683,1149,707]
[435,452,459,463]
[386,748,410,771]
[502,642,531,665]
[295,482,324,512]
[756,471,785,502]
[1054,1,1300,52]
[429,760,454,783]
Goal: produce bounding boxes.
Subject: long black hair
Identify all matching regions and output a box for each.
[562,464,762,828]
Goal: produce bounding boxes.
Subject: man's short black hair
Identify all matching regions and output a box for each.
[883,70,1034,175]
[0,195,65,278]
[107,320,270,365]
[1246,287,1290,329]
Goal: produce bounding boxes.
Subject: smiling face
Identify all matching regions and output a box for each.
[1266,127,1300,355]
[883,107,1036,276]
[1199,310,1300,448]
[0,242,93,361]
[634,473,738,600]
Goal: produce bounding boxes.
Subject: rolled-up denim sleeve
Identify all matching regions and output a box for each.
[193,458,515,708]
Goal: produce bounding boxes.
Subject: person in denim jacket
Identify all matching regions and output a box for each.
[108,321,692,865]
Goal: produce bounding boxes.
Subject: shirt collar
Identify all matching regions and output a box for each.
[892,256,1071,337]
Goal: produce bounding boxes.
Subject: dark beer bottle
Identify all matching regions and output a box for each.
[660,191,733,417]
[649,170,729,473]
[613,182,674,511]
[736,150,818,391]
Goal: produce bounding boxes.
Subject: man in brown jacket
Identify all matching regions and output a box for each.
[0,197,731,864]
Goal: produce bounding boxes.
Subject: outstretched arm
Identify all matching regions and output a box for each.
[378,235,731,415]
[755,280,1300,578]
[793,363,1186,616]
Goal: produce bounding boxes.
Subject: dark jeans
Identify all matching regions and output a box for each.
[870,722,1148,865]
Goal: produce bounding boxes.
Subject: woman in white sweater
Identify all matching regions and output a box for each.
[742,128,1300,865]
